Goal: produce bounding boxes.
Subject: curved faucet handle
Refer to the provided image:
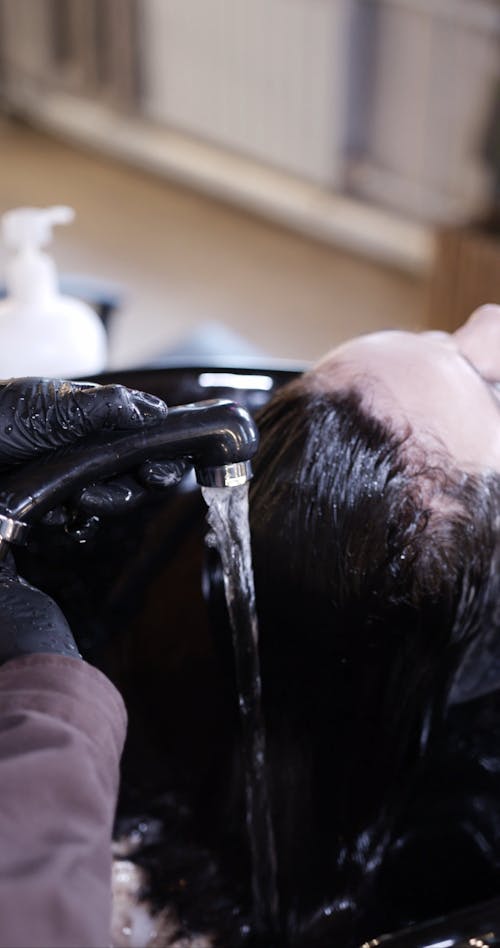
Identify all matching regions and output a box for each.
[0,399,259,555]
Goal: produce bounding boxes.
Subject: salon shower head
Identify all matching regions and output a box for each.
[0,398,259,556]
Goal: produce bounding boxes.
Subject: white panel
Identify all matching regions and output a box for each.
[351,0,500,219]
[368,4,433,181]
[425,16,500,203]
[141,0,352,187]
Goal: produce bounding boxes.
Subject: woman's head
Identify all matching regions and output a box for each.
[251,305,500,711]
[247,307,500,940]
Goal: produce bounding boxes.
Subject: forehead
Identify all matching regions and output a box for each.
[309,330,500,472]
[311,330,477,401]
[315,331,454,380]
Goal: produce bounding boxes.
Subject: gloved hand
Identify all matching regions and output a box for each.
[0,377,169,465]
[0,378,187,664]
[0,554,79,664]
[0,378,188,522]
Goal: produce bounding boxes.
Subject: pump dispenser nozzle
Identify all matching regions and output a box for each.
[0,205,107,377]
[3,206,74,303]
[2,205,75,252]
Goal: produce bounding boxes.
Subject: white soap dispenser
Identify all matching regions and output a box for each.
[0,205,107,377]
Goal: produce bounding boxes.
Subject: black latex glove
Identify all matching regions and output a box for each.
[0,555,79,665]
[0,377,169,464]
[0,380,188,663]
[0,378,188,522]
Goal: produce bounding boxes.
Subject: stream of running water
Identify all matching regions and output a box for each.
[202,483,281,942]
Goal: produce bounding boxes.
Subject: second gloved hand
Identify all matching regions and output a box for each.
[76,459,189,516]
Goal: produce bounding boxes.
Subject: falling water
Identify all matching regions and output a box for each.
[202,483,280,941]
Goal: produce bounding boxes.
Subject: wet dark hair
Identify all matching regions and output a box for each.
[247,377,500,945]
[115,375,500,947]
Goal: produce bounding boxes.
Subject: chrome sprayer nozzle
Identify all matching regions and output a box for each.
[196,460,253,489]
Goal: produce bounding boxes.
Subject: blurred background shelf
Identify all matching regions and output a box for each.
[0,120,427,367]
[3,91,433,275]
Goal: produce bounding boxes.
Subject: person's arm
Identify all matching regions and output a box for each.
[0,376,184,947]
[0,556,125,948]
[0,654,126,948]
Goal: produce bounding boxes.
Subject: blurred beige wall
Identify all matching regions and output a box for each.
[0,122,427,368]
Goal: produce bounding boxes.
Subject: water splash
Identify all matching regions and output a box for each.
[202,483,280,941]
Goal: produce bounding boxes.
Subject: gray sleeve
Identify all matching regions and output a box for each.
[0,654,127,948]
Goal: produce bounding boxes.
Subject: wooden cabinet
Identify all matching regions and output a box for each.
[428,223,500,331]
